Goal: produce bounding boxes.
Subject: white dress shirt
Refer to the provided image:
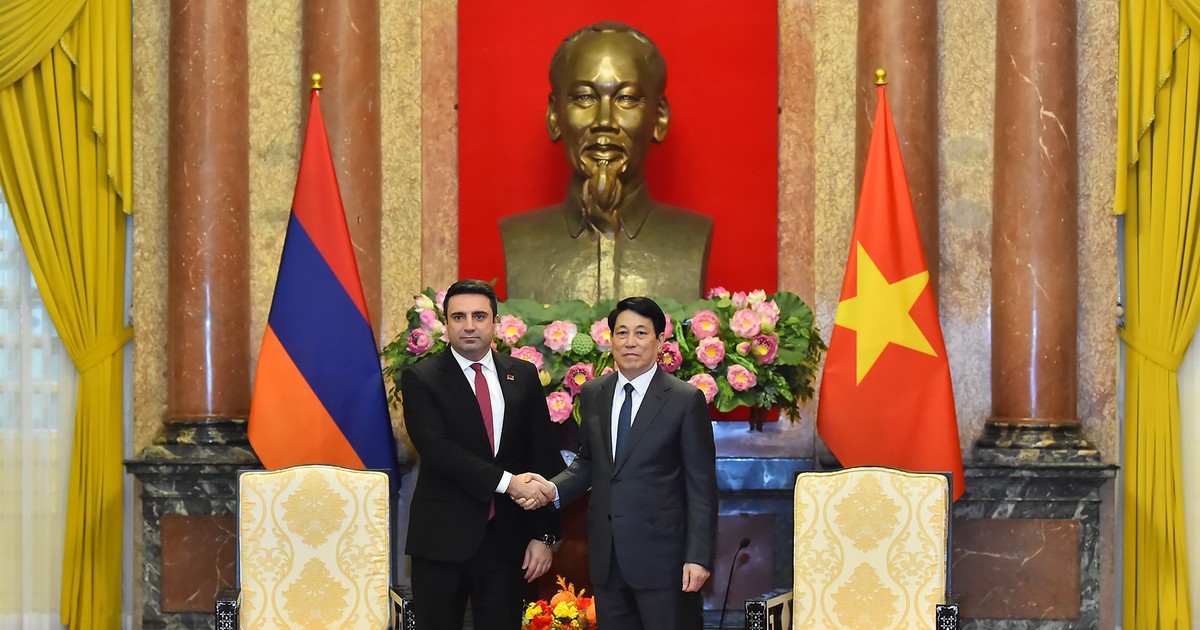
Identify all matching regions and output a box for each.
[610,366,658,461]
[450,348,511,493]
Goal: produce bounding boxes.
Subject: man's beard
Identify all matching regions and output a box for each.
[581,157,626,235]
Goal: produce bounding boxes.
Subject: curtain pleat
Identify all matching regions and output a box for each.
[0,0,130,627]
[1118,1,1200,627]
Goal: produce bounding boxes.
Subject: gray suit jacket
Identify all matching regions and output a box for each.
[552,368,718,589]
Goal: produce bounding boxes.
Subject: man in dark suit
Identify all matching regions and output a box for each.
[401,279,562,630]
[522,296,718,630]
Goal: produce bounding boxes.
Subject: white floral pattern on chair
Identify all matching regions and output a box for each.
[237,465,391,630]
[792,467,949,630]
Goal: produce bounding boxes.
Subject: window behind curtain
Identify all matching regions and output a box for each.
[0,194,76,630]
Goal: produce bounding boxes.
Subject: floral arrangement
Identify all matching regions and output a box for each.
[382,287,826,427]
[522,576,595,630]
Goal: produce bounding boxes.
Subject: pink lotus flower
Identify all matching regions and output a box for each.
[746,289,768,305]
[657,342,683,373]
[413,294,435,311]
[663,313,674,339]
[406,328,433,354]
[497,314,527,345]
[600,366,615,376]
[736,341,751,356]
[563,362,595,394]
[752,299,781,330]
[688,373,719,403]
[696,337,727,369]
[732,291,748,307]
[418,308,441,331]
[434,289,448,311]
[690,310,721,338]
[707,287,730,299]
[543,320,578,353]
[727,365,758,391]
[730,308,762,338]
[751,334,779,364]
[546,391,574,423]
[510,346,545,371]
[590,319,612,351]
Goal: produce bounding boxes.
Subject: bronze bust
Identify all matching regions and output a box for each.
[500,21,713,303]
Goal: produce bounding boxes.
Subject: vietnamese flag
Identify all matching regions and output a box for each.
[816,80,964,500]
[248,87,399,483]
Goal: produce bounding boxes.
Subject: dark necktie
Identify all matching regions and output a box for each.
[614,382,634,462]
[471,363,495,519]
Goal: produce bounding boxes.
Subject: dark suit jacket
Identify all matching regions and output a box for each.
[402,349,561,566]
[552,368,718,589]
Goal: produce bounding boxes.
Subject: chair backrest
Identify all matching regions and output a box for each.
[237,464,391,630]
[791,466,949,630]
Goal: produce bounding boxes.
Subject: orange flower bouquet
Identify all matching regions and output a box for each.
[522,576,596,630]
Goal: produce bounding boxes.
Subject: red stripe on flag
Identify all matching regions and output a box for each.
[248,326,366,470]
[290,90,371,324]
[816,81,965,500]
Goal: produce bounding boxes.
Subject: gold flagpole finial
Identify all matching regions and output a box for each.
[875,68,887,85]
[311,73,323,90]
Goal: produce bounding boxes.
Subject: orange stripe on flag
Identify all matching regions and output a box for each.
[248,327,366,469]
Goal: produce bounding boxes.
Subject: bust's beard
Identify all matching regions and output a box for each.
[581,158,626,235]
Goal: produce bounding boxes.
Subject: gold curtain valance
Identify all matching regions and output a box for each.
[0,0,86,90]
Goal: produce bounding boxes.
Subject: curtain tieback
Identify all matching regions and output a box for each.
[1118,327,1184,372]
[74,326,133,373]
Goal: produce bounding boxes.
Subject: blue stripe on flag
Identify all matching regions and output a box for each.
[267,213,396,474]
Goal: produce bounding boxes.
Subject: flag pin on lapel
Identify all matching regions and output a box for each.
[507,375,515,381]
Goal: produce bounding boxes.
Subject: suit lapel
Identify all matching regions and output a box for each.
[613,369,668,474]
[597,373,618,467]
[437,350,493,458]
[494,351,520,458]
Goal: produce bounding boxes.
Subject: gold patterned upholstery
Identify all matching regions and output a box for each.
[790,467,950,630]
[234,465,393,630]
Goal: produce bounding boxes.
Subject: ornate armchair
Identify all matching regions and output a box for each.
[745,466,959,630]
[214,464,414,629]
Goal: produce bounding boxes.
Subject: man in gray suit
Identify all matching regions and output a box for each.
[520,296,718,630]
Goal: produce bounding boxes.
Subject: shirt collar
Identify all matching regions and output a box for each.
[616,365,657,395]
[451,347,496,373]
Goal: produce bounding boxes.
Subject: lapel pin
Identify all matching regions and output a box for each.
[507,374,515,381]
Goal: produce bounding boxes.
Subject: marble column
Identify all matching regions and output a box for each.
[303,0,384,335]
[164,0,251,429]
[131,2,258,628]
[419,0,459,291]
[977,0,1096,462]
[856,0,940,295]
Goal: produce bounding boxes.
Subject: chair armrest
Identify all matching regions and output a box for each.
[745,588,792,630]
[390,585,415,630]
[214,588,239,630]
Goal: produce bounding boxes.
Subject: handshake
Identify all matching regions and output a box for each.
[505,472,557,510]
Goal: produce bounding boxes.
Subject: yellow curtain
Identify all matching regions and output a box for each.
[0,0,131,627]
[1117,0,1200,627]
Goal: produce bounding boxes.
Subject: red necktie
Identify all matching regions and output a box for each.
[471,363,495,519]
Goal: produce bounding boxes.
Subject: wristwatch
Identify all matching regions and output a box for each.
[538,534,558,548]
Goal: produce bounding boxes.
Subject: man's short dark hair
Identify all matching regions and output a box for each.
[443,279,498,318]
[608,296,666,337]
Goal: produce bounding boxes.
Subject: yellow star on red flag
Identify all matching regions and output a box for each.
[835,242,937,384]
[816,77,964,500]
